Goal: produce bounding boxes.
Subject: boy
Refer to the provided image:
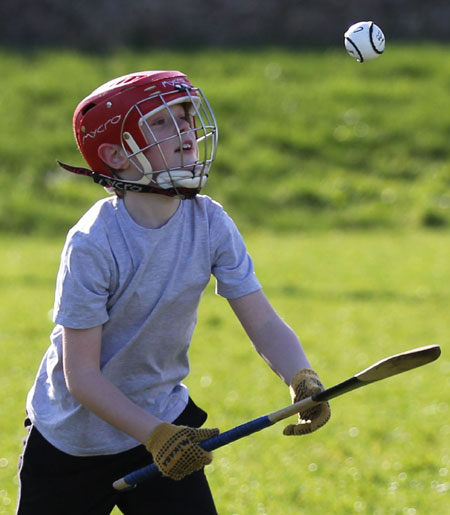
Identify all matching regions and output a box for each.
[17,70,330,515]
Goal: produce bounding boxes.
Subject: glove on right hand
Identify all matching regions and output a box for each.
[145,422,220,480]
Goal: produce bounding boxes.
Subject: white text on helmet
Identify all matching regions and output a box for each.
[160,78,190,89]
[82,115,122,143]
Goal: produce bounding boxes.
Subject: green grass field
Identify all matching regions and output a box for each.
[0,231,448,514]
[0,44,449,513]
[1,43,449,235]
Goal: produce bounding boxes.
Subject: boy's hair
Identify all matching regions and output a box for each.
[60,71,218,199]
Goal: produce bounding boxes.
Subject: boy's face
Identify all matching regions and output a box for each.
[140,103,199,174]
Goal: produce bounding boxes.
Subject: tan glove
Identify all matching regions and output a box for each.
[145,422,220,480]
[283,368,331,436]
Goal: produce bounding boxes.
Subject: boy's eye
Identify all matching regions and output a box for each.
[152,118,166,126]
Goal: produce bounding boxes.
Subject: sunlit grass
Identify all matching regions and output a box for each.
[1,231,448,514]
[1,44,450,235]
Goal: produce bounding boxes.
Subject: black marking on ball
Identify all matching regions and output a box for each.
[346,37,364,63]
[369,22,384,55]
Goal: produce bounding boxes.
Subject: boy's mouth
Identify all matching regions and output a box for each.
[175,139,194,153]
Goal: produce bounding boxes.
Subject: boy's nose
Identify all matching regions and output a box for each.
[178,117,191,132]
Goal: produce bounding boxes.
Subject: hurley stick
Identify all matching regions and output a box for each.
[113,344,441,490]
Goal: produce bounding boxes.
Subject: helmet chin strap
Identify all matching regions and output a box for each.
[57,161,200,199]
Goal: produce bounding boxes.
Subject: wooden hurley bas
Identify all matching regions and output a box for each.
[113,344,441,491]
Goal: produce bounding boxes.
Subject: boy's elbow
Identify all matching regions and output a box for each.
[64,371,83,398]
[63,367,98,401]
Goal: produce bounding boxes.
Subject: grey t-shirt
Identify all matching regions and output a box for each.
[26,195,261,456]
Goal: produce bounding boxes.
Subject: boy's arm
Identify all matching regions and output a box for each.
[228,289,310,385]
[62,325,219,478]
[62,325,161,444]
[228,289,331,434]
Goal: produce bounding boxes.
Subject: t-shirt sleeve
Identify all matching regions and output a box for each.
[210,206,261,299]
[53,232,112,329]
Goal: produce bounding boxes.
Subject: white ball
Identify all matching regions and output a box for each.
[344,21,385,62]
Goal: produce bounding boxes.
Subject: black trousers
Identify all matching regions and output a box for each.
[16,398,218,515]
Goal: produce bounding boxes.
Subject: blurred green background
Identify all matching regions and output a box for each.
[1,45,449,235]
[0,4,449,513]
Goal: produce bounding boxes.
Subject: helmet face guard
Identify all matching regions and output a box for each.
[121,84,217,197]
[66,71,218,199]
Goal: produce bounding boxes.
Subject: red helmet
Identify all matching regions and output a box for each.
[66,70,218,198]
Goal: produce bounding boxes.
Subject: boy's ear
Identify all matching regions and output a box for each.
[97,143,130,170]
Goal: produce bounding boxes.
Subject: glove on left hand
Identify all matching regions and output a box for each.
[283,368,331,436]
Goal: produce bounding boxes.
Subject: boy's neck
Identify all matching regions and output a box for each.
[123,192,181,229]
